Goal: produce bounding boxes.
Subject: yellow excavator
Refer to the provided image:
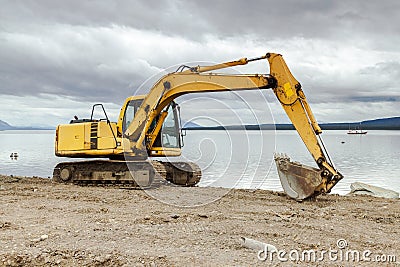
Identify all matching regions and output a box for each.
[53,53,343,201]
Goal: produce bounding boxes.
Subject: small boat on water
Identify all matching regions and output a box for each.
[347,129,367,135]
[347,123,367,135]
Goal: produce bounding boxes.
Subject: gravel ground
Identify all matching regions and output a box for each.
[0,175,399,266]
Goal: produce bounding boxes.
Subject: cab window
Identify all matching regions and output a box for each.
[161,104,180,148]
[122,99,143,132]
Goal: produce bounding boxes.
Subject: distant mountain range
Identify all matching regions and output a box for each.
[0,120,12,130]
[0,119,53,131]
[183,117,400,130]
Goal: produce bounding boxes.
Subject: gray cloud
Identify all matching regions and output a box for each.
[3,1,399,41]
[0,0,399,126]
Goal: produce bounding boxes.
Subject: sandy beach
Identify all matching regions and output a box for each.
[0,175,399,266]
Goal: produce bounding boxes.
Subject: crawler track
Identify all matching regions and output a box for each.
[161,161,202,186]
[53,160,201,188]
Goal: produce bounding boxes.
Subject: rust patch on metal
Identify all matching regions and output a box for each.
[275,154,323,201]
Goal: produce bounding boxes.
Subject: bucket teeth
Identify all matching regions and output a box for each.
[275,155,323,201]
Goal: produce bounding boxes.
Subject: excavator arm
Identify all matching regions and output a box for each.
[267,53,343,200]
[124,52,343,200]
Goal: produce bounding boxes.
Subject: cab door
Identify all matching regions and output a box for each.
[149,102,182,157]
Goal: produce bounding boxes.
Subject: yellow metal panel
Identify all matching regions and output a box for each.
[56,148,123,157]
[84,123,91,149]
[98,137,117,149]
[57,123,87,151]
[97,121,117,138]
[149,147,181,157]
[97,122,118,149]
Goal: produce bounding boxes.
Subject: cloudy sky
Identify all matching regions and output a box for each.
[0,0,399,127]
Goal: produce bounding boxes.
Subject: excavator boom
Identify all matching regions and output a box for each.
[123,53,343,200]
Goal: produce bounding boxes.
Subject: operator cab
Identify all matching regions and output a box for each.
[152,102,182,149]
[121,98,183,157]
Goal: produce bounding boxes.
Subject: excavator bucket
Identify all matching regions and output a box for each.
[274,154,323,201]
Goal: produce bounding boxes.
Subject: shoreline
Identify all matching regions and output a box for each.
[1,175,399,266]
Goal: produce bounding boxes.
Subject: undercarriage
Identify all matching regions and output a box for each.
[53,160,201,188]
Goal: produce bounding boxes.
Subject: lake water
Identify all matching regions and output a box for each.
[1,129,399,195]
